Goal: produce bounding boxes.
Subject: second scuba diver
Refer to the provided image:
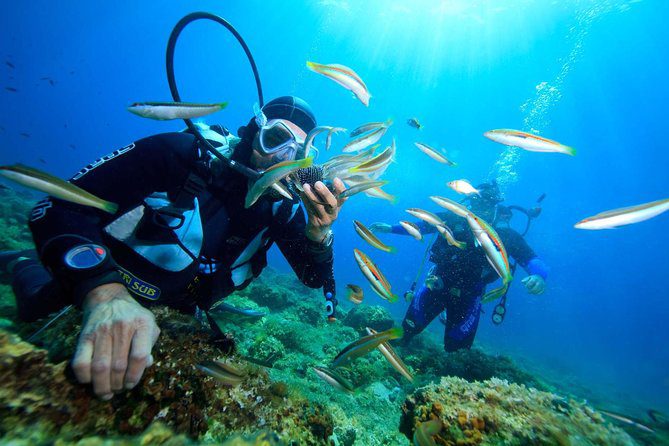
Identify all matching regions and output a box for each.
[0,96,346,400]
[371,181,549,352]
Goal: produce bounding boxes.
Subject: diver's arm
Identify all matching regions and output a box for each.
[29,132,201,305]
[275,179,346,288]
[273,204,334,288]
[499,227,549,293]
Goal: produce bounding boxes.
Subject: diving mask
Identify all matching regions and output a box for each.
[253,104,306,160]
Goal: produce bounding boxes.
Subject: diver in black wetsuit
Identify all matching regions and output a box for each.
[371,181,549,352]
[0,96,347,400]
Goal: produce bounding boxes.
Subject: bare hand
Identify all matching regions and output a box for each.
[301,178,347,242]
[521,275,546,295]
[72,283,160,400]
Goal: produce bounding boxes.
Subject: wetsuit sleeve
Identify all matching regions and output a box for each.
[28,132,202,305]
[498,228,549,280]
[272,205,333,289]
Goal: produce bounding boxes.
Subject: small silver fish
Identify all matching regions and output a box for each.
[128,101,228,120]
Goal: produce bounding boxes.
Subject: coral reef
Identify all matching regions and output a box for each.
[341,304,394,333]
[400,376,637,445]
[0,308,333,445]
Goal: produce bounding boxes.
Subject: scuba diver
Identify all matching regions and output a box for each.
[370,181,549,352]
[0,95,346,400]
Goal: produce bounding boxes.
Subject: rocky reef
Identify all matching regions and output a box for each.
[400,376,637,445]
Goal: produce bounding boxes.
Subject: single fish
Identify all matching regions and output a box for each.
[349,139,395,174]
[340,180,388,200]
[414,142,456,166]
[354,248,398,303]
[196,359,246,386]
[436,225,466,249]
[354,220,396,253]
[413,420,442,446]
[5,61,15,69]
[365,186,397,204]
[399,221,423,241]
[599,409,655,434]
[484,129,576,156]
[127,101,228,121]
[209,302,267,322]
[68,144,76,150]
[38,158,47,164]
[331,326,403,368]
[406,208,444,228]
[430,196,470,218]
[407,118,422,130]
[366,327,413,382]
[350,121,388,138]
[346,284,364,304]
[0,164,118,214]
[245,157,313,208]
[447,179,480,196]
[5,87,17,92]
[342,121,391,153]
[306,61,371,106]
[467,213,512,302]
[19,132,30,138]
[303,126,346,157]
[313,366,356,392]
[574,198,669,230]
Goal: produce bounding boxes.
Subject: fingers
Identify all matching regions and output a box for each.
[91,324,113,400]
[124,325,154,390]
[110,321,132,392]
[72,336,94,384]
[332,178,348,206]
[302,183,332,219]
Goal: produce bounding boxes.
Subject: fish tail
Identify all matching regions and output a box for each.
[388,246,397,254]
[455,241,467,250]
[482,283,509,303]
[564,145,577,156]
[217,102,229,110]
[387,326,404,339]
[102,201,119,215]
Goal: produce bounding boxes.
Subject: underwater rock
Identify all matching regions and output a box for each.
[0,307,334,445]
[400,376,637,445]
[342,305,395,333]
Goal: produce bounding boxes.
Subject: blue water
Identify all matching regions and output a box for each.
[2,0,668,416]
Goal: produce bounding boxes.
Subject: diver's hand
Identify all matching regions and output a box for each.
[522,275,546,295]
[302,178,347,242]
[72,283,160,400]
[369,222,392,234]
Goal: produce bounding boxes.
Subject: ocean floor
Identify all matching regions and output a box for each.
[0,187,664,445]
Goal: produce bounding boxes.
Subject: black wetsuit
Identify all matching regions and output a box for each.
[13,129,334,321]
[392,212,548,351]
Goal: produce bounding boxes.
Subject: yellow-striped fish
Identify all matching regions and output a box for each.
[467,214,512,302]
[306,61,371,106]
[354,249,398,303]
[366,327,413,382]
[484,129,576,156]
[574,198,669,229]
[0,164,118,214]
[406,208,444,228]
[436,225,466,249]
[399,221,422,241]
[354,220,396,253]
[128,101,227,120]
[331,326,403,368]
[430,196,470,218]
[346,284,364,304]
[414,142,456,166]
